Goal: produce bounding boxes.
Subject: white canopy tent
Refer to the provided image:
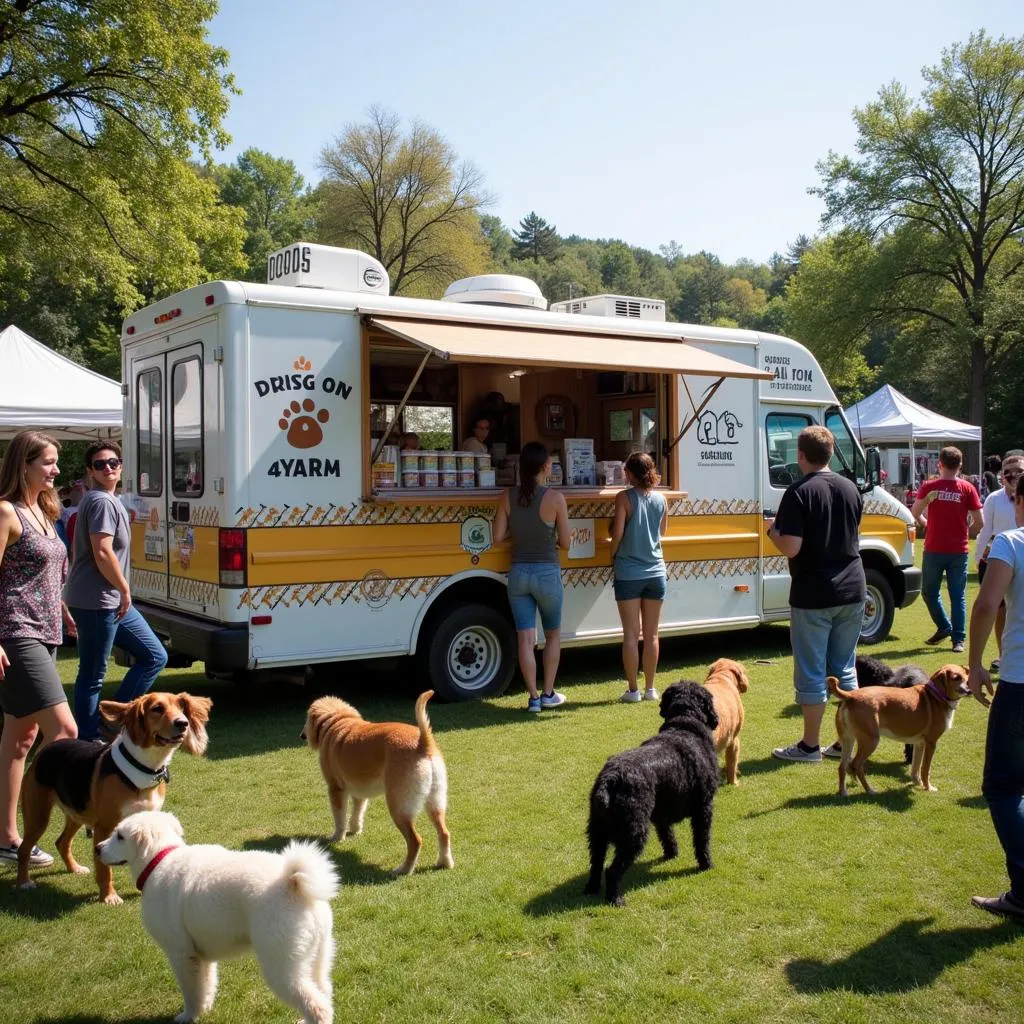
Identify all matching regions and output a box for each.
[844,383,982,489]
[0,325,122,441]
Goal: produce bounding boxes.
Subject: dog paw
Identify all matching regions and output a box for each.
[70,864,91,875]
[925,784,938,792]
[328,832,345,843]
[174,1013,196,1024]
[101,891,123,906]
[391,864,415,877]
[434,854,455,870]
[17,879,37,890]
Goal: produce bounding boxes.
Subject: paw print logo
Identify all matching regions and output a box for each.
[280,399,329,449]
[293,356,312,371]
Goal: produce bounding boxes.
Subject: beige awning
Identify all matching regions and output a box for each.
[368,316,773,380]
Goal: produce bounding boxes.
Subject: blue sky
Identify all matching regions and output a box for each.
[209,0,1021,264]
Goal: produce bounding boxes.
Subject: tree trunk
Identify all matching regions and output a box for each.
[968,337,987,435]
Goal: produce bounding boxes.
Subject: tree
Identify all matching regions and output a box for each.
[316,106,490,295]
[480,214,514,267]
[813,31,1024,430]
[512,212,560,263]
[216,149,311,281]
[0,0,240,305]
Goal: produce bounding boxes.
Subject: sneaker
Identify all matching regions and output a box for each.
[952,641,965,654]
[821,741,844,759]
[925,629,952,646]
[771,741,822,763]
[526,696,542,713]
[619,689,642,703]
[971,892,1024,923]
[0,842,53,868]
[540,691,567,708]
[643,687,659,702]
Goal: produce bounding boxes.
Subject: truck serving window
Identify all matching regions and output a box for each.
[137,368,163,496]
[766,412,811,487]
[171,356,204,497]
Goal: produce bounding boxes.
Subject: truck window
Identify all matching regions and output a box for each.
[825,407,867,488]
[766,412,811,487]
[137,368,162,496]
[171,356,204,497]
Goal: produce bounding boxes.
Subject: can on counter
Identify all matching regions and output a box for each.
[422,470,439,488]
[441,470,458,488]
[400,451,420,473]
[474,452,492,470]
[457,469,475,488]
[440,452,457,472]
[476,468,496,488]
[420,451,439,471]
[402,470,420,488]
[456,451,475,472]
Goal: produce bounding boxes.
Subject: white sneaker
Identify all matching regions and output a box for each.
[643,687,659,702]
[772,741,822,763]
[619,689,642,703]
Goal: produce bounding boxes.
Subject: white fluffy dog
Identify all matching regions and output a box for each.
[97,810,338,1024]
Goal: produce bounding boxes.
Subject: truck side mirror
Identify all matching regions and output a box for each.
[865,447,882,491]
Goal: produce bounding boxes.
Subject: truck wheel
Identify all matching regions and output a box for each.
[421,603,516,701]
[861,568,895,645]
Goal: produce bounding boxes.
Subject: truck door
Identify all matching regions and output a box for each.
[127,329,218,617]
[762,406,815,614]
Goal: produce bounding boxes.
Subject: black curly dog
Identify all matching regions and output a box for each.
[584,681,719,906]
[855,656,929,764]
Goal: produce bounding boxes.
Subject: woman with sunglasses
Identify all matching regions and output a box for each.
[64,442,168,741]
[0,430,79,868]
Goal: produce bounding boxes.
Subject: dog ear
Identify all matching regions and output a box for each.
[179,694,212,756]
[734,664,749,693]
[302,707,322,749]
[697,685,719,730]
[99,700,130,728]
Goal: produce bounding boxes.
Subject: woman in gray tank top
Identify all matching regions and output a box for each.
[0,430,79,870]
[610,452,668,703]
[493,442,571,712]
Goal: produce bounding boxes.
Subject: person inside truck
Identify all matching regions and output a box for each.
[462,417,490,454]
[400,432,421,451]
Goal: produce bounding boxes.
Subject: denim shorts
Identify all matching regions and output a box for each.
[507,563,563,632]
[613,574,667,602]
[790,602,864,704]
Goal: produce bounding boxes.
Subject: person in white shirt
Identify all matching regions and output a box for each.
[975,455,1024,673]
[462,417,490,454]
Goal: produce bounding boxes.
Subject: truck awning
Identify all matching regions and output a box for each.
[367,316,773,381]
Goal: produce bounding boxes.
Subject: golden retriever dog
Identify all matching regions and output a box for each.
[830,664,970,796]
[17,692,211,903]
[98,811,337,1024]
[301,689,453,875]
[703,658,749,784]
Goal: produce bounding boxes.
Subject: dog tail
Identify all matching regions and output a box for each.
[415,690,438,754]
[828,676,853,699]
[280,841,339,904]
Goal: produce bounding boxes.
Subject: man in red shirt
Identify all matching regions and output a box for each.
[912,446,983,653]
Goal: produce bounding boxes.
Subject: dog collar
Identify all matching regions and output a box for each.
[136,846,178,892]
[111,736,171,789]
[925,680,956,705]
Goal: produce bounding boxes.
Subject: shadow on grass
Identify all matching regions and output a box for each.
[746,783,915,819]
[957,794,988,810]
[240,833,395,885]
[0,878,92,920]
[786,916,1020,993]
[33,1017,171,1024]
[522,860,706,916]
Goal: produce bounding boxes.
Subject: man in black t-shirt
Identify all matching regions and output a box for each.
[765,426,866,763]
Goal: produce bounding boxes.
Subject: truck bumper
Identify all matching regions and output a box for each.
[135,601,249,672]
[898,566,922,608]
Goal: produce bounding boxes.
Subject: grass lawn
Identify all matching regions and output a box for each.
[2,545,1022,1023]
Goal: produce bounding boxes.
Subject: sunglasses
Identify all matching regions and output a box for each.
[1004,470,1022,481]
[91,457,122,471]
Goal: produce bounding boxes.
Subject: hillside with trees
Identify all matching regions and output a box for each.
[1,11,1021,452]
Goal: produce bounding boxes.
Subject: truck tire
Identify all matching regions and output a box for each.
[861,568,895,645]
[421,603,516,701]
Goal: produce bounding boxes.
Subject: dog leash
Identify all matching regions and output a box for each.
[136,846,179,891]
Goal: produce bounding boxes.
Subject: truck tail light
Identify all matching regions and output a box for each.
[218,528,247,586]
[907,525,916,543]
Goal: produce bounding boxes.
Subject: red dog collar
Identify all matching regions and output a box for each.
[136,846,178,891]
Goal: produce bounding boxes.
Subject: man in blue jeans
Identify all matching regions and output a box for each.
[766,426,866,762]
[912,446,983,655]
[967,471,1024,922]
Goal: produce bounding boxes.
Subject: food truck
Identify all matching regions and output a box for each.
[119,243,920,699]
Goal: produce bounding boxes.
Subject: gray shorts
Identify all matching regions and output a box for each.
[0,637,67,719]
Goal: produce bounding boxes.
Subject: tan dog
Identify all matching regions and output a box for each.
[17,692,212,903]
[702,658,749,784]
[830,664,970,796]
[301,690,453,875]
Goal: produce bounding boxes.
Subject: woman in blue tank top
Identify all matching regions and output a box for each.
[493,442,570,712]
[610,452,668,703]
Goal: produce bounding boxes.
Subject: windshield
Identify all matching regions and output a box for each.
[825,406,867,488]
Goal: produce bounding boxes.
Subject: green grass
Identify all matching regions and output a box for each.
[2,544,1022,1023]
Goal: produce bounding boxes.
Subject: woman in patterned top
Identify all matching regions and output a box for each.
[0,430,79,868]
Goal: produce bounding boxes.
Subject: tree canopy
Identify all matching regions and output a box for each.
[0,0,242,305]
[512,212,560,263]
[316,106,490,295]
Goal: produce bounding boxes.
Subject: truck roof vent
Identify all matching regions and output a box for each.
[550,294,666,321]
[266,243,389,294]
[442,274,548,310]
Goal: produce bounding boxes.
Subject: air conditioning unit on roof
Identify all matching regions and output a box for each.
[550,294,666,321]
